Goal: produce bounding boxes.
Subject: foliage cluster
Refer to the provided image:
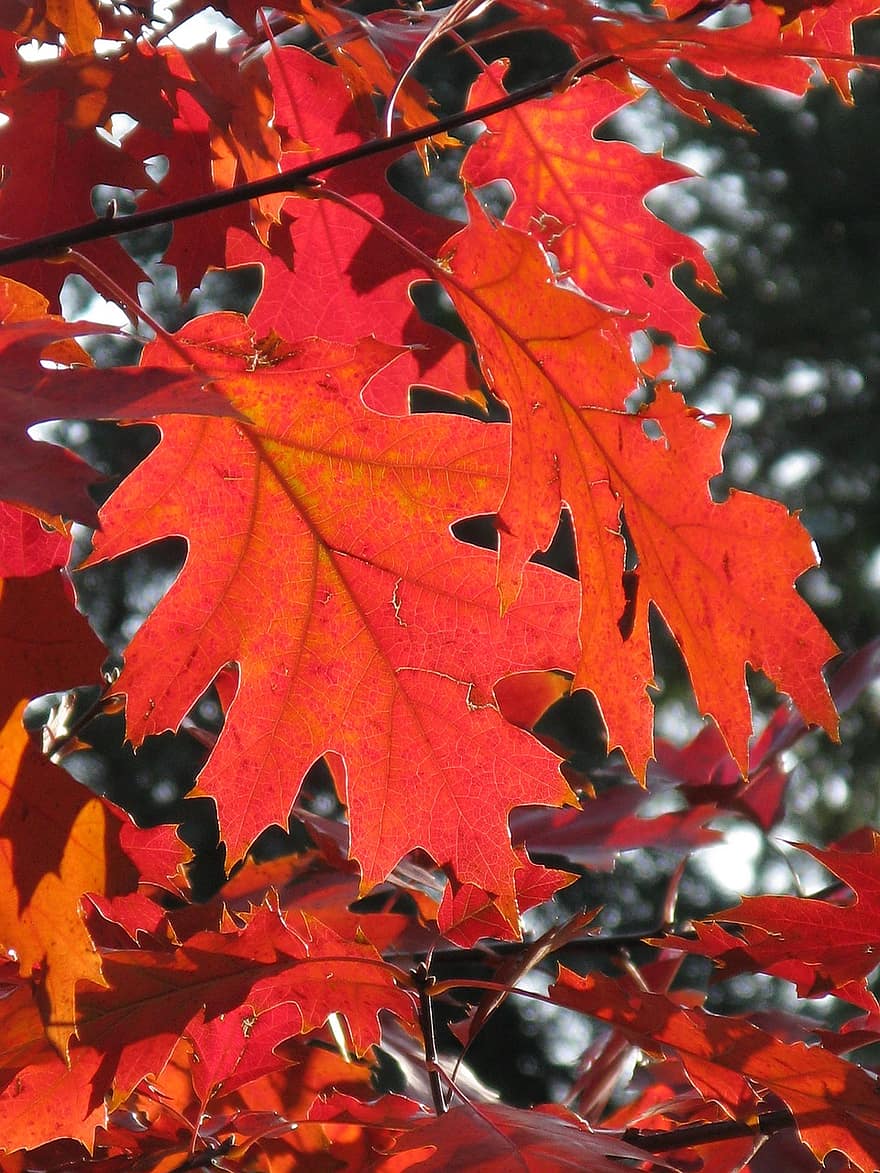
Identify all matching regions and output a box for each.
[0,0,879,1167]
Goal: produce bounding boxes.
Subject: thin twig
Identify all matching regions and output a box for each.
[624,1107,795,1153]
[0,55,617,269]
[413,961,448,1115]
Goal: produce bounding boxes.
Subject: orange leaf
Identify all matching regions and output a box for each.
[0,981,105,1151]
[462,64,718,346]
[441,207,838,775]
[0,573,107,1053]
[44,0,101,54]
[293,0,456,152]
[87,315,581,920]
[0,573,189,1056]
[75,902,415,1107]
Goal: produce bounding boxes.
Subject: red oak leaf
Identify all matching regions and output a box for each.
[378,1100,668,1171]
[293,0,456,150]
[0,570,109,1053]
[654,722,791,832]
[665,830,880,1011]
[0,571,189,1057]
[226,46,478,413]
[0,503,70,578]
[182,42,284,242]
[495,0,818,125]
[511,782,720,869]
[120,46,261,296]
[86,314,581,923]
[0,295,237,524]
[551,968,880,1169]
[0,70,149,306]
[782,0,880,97]
[75,901,416,1107]
[441,207,838,776]
[437,849,577,948]
[461,64,718,346]
[0,980,106,1151]
[1,0,101,53]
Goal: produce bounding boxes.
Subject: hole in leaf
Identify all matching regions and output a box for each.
[617,569,639,640]
[409,384,496,421]
[451,514,498,552]
[531,507,577,580]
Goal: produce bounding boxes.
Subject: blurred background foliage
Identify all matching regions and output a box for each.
[41,1,880,1105]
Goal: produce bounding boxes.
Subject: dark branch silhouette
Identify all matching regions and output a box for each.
[625,1108,796,1153]
[0,56,616,269]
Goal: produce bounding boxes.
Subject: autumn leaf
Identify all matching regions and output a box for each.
[118,47,252,296]
[441,205,839,775]
[226,46,479,413]
[0,1,875,1163]
[510,780,720,869]
[43,0,101,54]
[664,830,880,1011]
[0,571,110,1052]
[461,64,718,346]
[0,287,238,524]
[495,0,820,126]
[789,0,880,97]
[0,571,192,1057]
[654,716,796,831]
[87,314,581,922]
[438,850,577,948]
[75,901,416,1108]
[293,0,456,151]
[0,979,106,1151]
[378,1100,670,1171]
[0,503,70,578]
[551,968,880,1169]
[0,68,149,305]
[183,43,284,242]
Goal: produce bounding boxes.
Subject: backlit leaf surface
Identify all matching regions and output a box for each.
[442,208,838,774]
[379,1100,668,1171]
[461,64,717,346]
[226,46,478,412]
[0,2,869,1164]
[88,315,581,916]
[75,901,415,1104]
[666,830,880,1009]
[551,968,880,1169]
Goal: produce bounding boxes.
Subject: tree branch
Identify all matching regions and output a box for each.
[0,56,617,270]
[624,1107,795,1153]
[413,961,448,1115]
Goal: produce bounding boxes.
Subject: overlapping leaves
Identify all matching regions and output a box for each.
[0,0,874,1165]
[440,207,838,775]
